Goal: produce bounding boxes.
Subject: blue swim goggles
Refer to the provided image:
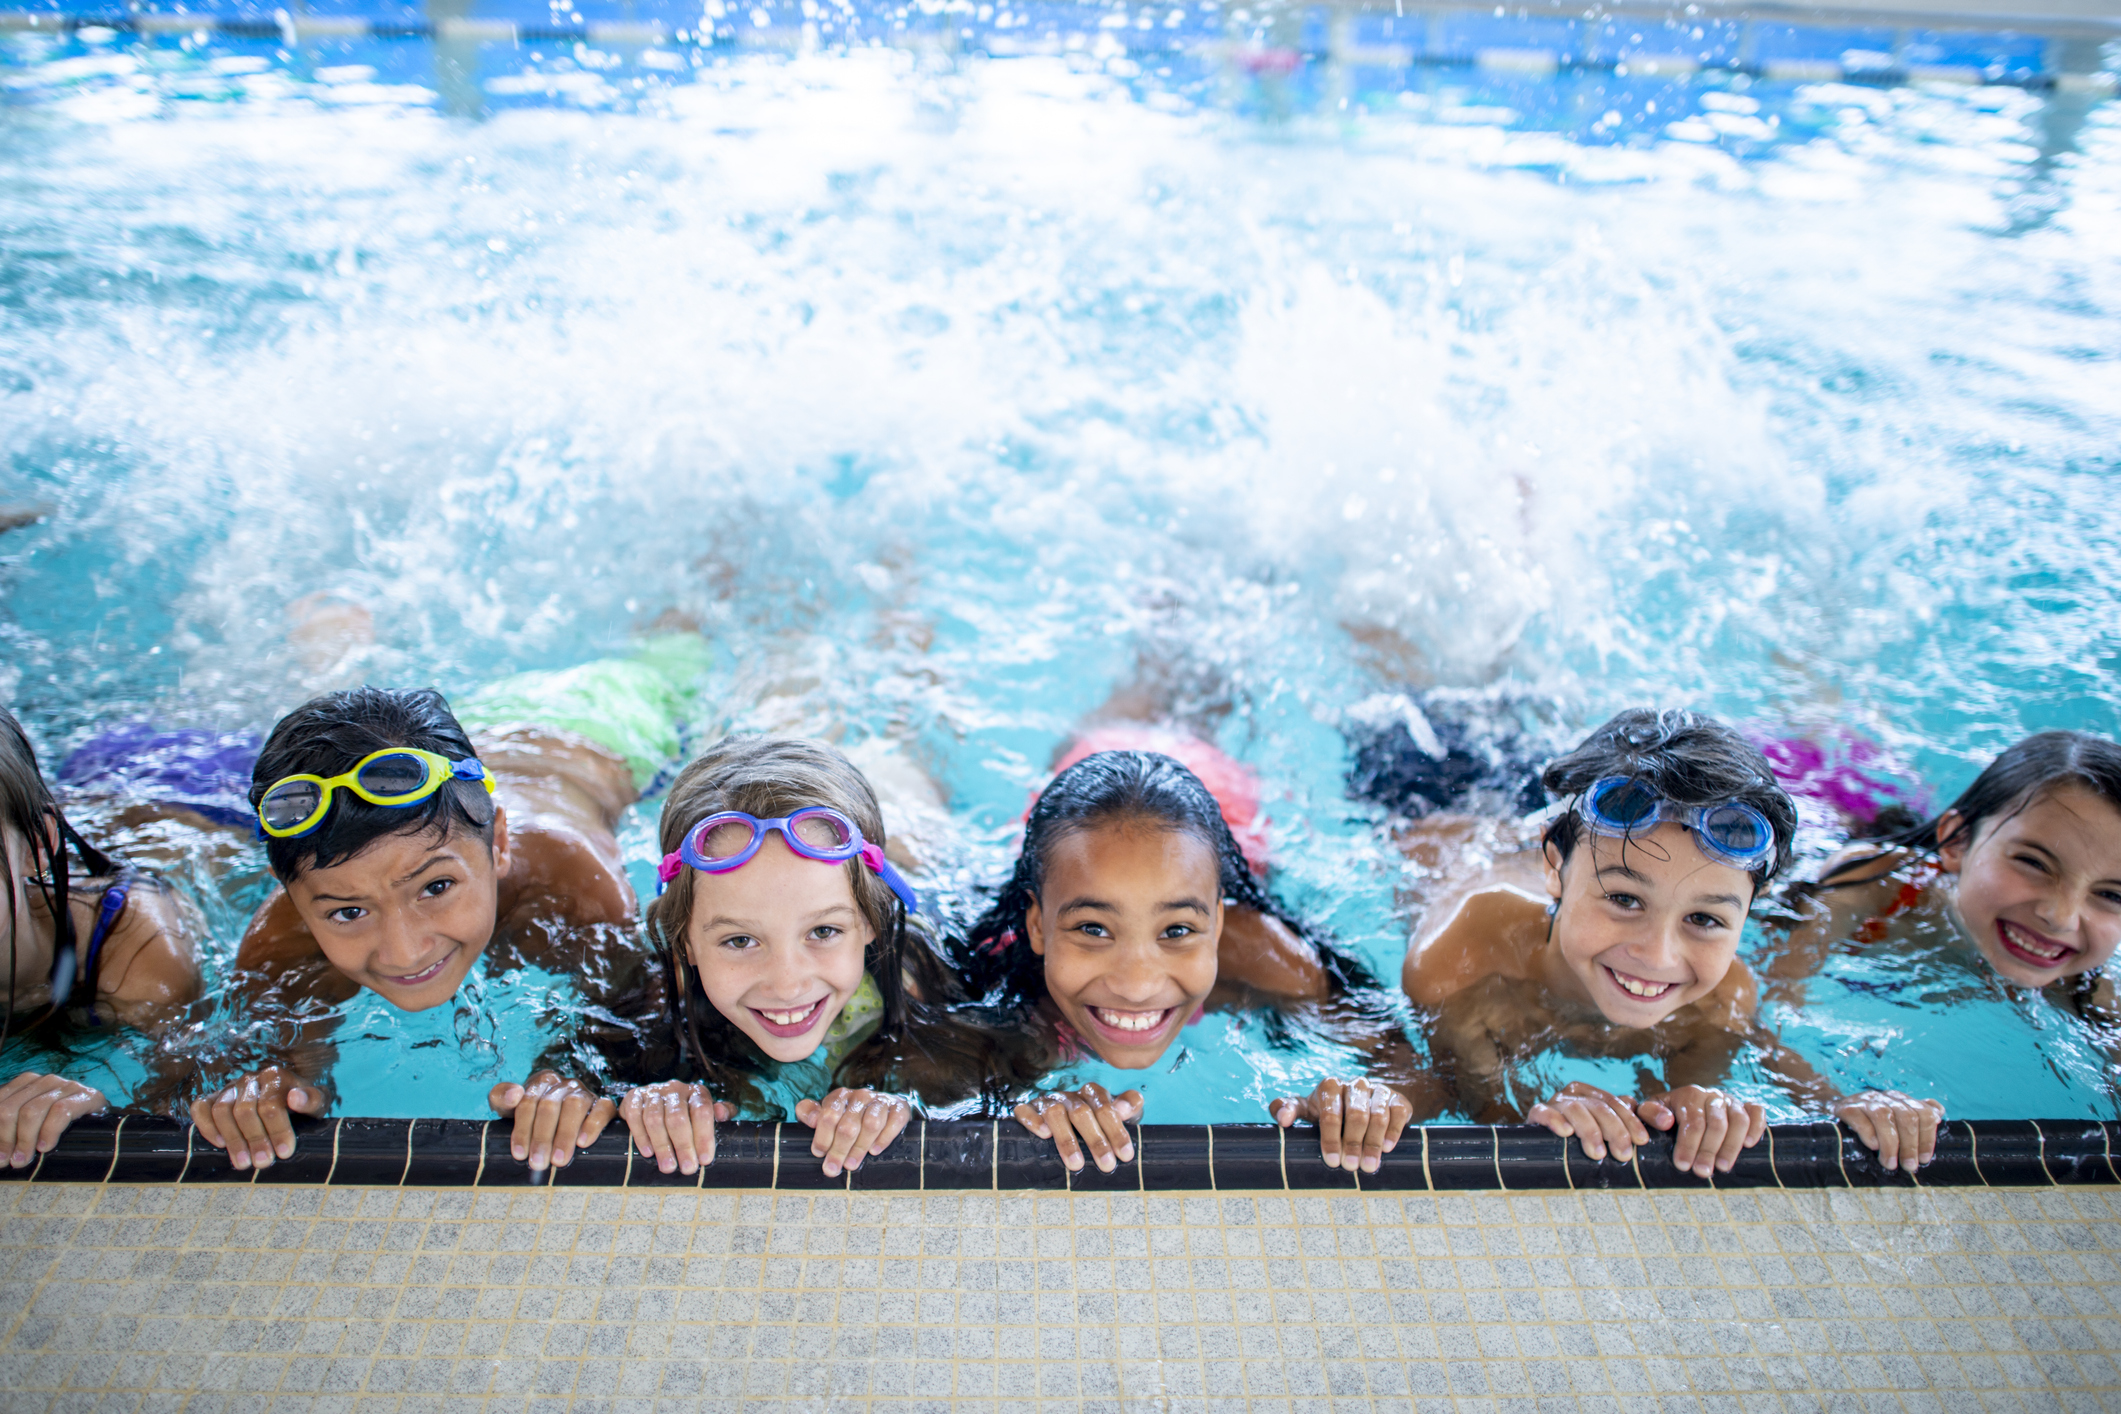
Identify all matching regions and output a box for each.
[656,807,919,911]
[1579,776,1776,873]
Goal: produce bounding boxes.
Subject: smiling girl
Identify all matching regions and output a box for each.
[963,749,1428,1175]
[625,735,1037,1178]
[1766,730,2121,1013]
[1401,709,1943,1177]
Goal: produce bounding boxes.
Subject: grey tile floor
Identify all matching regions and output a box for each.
[0,1180,2117,1412]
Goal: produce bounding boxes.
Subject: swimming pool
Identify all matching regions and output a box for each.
[2,0,2118,1126]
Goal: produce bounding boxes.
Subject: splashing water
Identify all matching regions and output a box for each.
[2,16,2118,1119]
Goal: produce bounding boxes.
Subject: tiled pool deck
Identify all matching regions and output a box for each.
[3,1179,2118,1413]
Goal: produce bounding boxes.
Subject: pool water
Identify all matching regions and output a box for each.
[2,2,2117,1125]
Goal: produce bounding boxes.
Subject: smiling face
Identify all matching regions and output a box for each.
[1541,822,1754,1028]
[684,832,874,1064]
[1940,783,2121,987]
[1025,819,1222,1069]
[283,808,510,1012]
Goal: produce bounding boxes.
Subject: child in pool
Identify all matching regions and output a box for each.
[964,746,1432,1175]
[1400,708,1943,1176]
[621,735,1041,1177]
[0,707,206,1165]
[193,636,707,1173]
[1765,728,2121,1015]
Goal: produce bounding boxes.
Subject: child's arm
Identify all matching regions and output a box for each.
[1758,850,1913,1005]
[1672,964,1944,1173]
[1220,907,1447,1169]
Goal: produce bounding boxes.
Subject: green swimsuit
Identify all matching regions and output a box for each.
[453,633,712,793]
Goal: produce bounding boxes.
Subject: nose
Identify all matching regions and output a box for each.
[760,941,814,1000]
[1628,924,1683,974]
[2034,890,2075,932]
[1102,942,1169,1005]
[371,908,429,972]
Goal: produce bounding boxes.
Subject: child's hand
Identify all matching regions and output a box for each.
[619,1081,734,1176]
[1834,1090,1945,1172]
[488,1071,617,1172]
[190,1066,329,1170]
[1012,1082,1142,1174]
[1638,1086,1766,1179]
[796,1088,913,1177]
[1528,1081,1650,1163]
[0,1072,106,1169]
[1266,1076,1413,1173]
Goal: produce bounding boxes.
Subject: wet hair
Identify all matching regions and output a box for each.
[250,687,496,882]
[1885,730,2121,861]
[0,706,121,1046]
[963,749,1363,1010]
[646,734,1040,1112]
[1540,708,1798,896]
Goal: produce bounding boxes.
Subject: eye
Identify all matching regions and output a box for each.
[1602,892,1643,913]
[1072,922,1112,940]
[808,925,843,943]
[1686,912,1730,931]
[1159,923,1197,941]
[327,906,367,925]
[717,933,760,951]
[2096,889,2121,909]
[421,877,454,899]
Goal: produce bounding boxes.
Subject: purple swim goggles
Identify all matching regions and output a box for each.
[656,806,919,911]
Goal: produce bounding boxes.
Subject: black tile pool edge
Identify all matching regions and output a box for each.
[0,1116,2114,1190]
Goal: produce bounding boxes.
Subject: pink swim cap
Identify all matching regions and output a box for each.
[1043,724,1272,874]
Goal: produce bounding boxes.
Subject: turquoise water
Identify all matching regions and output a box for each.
[3,6,2119,1123]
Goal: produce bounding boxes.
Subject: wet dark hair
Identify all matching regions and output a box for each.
[0,706,121,1045]
[964,749,1354,1009]
[250,687,496,882]
[1886,730,2121,859]
[1541,708,1798,896]
[647,735,1041,1113]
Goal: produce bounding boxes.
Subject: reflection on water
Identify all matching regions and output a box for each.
[1,14,2117,1118]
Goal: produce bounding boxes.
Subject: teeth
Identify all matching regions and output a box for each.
[1607,968,1676,999]
[759,1003,820,1026]
[1092,1007,1167,1033]
[2002,922,2068,962]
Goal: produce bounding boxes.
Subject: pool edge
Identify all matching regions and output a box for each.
[4,1115,2110,1190]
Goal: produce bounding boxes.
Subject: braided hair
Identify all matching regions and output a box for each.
[963,749,1369,1010]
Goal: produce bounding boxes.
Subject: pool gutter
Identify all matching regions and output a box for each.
[6,1114,2115,1190]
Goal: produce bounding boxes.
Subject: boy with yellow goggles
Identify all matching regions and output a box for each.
[254,748,495,840]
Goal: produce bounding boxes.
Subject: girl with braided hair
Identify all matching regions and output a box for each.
[964,748,1431,1176]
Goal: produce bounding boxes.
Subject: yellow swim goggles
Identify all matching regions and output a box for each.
[256,748,496,840]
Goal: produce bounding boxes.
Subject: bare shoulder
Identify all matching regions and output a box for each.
[1692,957,1760,1032]
[475,728,637,830]
[92,882,203,1022]
[232,889,356,1006]
[1402,885,1549,1010]
[502,826,636,933]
